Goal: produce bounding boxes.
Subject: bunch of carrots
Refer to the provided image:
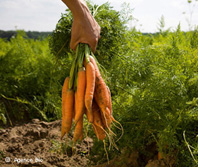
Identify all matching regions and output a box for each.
[61,44,122,152]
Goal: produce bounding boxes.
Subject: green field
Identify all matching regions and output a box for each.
[0,2,198,167]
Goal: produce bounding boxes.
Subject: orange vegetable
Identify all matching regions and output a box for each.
[74,67,86,124]
[92,101,106,140]
[61,89,74,139]
[94,76,112,129]
[89,55,99,75]
[89,56,112,128]
[61,77,69,139]
[158,152,162,160]
[73,114,84,143]
[106,86,112,115]
[61,77,70,117]
[84,61,95,123]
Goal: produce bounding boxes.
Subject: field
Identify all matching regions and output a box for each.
[0,2,198,167]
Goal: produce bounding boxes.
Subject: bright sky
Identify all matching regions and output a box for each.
[0,0,197,33]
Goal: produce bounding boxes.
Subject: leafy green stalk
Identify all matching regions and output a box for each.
[85,44,91,64]
[78,43,86,68]
[69,45,79,89]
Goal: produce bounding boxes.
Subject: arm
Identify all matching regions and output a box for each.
[62,0,101,52]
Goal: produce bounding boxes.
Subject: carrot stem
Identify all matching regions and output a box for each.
[69,46,78,89]
[85,44,90,64]
[78,43,85,68]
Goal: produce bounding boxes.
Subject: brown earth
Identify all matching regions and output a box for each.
[0,119,93,167]
[0,119,175,167]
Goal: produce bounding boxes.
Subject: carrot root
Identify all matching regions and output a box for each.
[111,116,124,142]
[103,140,110,164]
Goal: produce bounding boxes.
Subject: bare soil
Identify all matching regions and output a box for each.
[0,119,175,167]
[0,119,93,167]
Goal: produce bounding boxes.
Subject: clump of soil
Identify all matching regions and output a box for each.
[0,119,93,167]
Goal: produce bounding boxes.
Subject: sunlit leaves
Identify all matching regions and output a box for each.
[0,32,62,122]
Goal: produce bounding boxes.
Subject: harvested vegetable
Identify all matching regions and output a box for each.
[84,61,95,123]
[74,67,86,124]
[61,89,74,139]
[61,77,70,139]
[60,43,122,155]
[73,114,84,143]
[92,101,106,141]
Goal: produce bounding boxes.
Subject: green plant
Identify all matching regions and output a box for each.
[0,31,62,123]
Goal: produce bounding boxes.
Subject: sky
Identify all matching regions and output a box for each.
[0,0,197,33]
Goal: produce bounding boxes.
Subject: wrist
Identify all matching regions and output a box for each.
[62,0,89,18]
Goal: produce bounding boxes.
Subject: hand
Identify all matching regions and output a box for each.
[70,12,101,52]
[70,2,101,52]
[62,0,100,52]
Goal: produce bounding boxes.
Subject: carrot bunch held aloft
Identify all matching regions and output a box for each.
[61,44,123,153]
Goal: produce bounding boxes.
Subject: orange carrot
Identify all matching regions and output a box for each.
[106,86,112,115]
[73,114,84,143]
[100,107,112,129]
[79,133,83,141]
[74,91,77,119]
[61,89,74,139]
[89,55,101,78]
[158,152,162,160]
[85,109,93,123]
[90,55,112,129]
[61,77,70,118]
[85,100,99,122]
[84,61,95,123]
[92,101,106,140]
[74,67,86,124]
[94,76,112,129]
[61,77,70,139]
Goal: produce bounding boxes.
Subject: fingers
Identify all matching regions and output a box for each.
[70,37,99,53]
[70,31,100,52]
[89,37,99,53]
[70,19,101,52]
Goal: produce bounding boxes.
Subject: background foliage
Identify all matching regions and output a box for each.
[0,31,62,123]
[0,1,198,166]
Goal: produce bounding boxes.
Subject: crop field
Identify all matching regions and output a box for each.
[0,2,198,167]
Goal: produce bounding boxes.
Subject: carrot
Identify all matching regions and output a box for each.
[85,100,99,122]
[94,77,112,129]
[92,101,106,140]
[158,152,162,160]
[106,86,112,115]
[100,107,112,129]
[85,109,93,123]
[73,114,84,143]
[61,77,70,139]
[74,67,86,124]
[74,91,77,119]
[61,89,75,139]
[89,55,112,129]
[84,61,95,123]
[61,77,70,117]
[79,133,83,141]
[89,55,100,77]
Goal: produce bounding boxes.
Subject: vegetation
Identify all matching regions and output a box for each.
[0,30,51,41]
[0,1,198,166]
[0,31,62,123]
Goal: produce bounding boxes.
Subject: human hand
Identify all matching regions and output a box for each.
[62,0,100,52]
[70,3,101,52]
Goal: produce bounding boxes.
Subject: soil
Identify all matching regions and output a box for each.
[0,119,93,167]
[0,119,175,167]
